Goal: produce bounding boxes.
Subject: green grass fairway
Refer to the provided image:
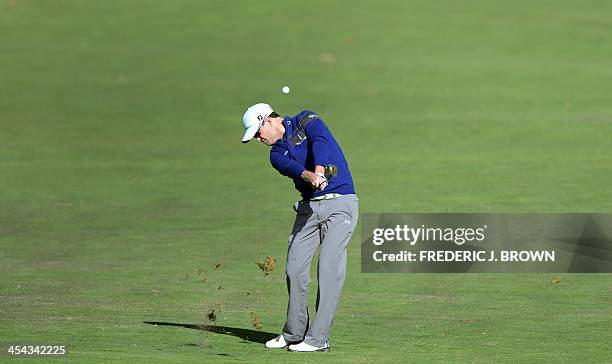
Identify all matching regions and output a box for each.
[2,0,612,362]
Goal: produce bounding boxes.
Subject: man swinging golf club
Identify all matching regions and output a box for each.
[241,103,358,352]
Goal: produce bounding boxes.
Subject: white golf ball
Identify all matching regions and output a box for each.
[282,86,290,94]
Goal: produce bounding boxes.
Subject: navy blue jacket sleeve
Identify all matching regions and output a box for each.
[270,145,305,179]
[304,117,331,167]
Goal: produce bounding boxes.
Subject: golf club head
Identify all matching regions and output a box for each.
[324,165,337,180]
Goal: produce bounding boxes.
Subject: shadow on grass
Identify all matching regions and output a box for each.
[144,321,277,344]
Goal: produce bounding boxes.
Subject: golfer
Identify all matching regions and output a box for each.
[241,103,358,352]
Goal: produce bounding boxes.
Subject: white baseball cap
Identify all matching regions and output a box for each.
[241,103,274,143]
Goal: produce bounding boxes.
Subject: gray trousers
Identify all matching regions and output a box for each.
[281,194,359,347]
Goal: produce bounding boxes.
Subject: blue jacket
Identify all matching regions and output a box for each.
[270,110,355,200]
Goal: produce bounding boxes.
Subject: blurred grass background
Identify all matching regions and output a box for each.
[1,0,611,362]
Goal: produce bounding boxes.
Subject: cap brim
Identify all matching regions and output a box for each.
[241,124,259,143]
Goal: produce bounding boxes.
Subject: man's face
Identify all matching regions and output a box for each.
[255,118,281,145]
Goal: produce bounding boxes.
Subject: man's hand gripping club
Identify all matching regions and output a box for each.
[301,165,328,191]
